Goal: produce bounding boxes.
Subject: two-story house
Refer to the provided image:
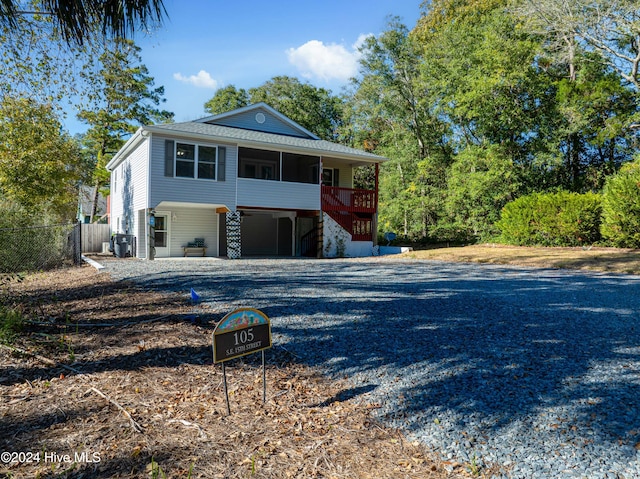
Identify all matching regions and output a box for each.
[106,103,386,259]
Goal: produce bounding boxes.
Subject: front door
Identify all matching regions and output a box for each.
[154,212,170,257]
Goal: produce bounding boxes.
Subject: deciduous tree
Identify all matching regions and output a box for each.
[204,77,343,141]
[248,76,343,141]
[516,0,640,91]
[0,97,84,220]
[204,86,249,115]
[346,18,451,239]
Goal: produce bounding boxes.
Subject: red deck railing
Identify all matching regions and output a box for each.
[321,185,377,213]
[321,186,377,242]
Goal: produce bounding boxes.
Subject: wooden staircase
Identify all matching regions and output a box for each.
[321,186,376,242]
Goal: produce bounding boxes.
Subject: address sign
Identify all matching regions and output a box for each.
[212,308,272,363]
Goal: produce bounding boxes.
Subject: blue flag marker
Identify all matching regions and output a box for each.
[190,288,200,304]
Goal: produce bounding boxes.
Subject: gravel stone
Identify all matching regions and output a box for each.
[102,257,640,478]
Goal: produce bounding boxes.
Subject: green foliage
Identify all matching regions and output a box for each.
[347,18,452,240]
[419,2,556,163]
[204,85,249,115]
[551,55,636,191]
[440,144,521,242]
[497,191,602,246]
[78,38,173,222]
[204,76,343,141]
[0,261,25,345]
[377,136,449,240]
[249,76,342,140]
[515,0,640,90]
[0,4,91,106]
[0,97,83,220]
[78,38,173,141]
[0,305,24,344]
[352,1,638,243]
[0,0,166,46]
[0,200,79,274]
[149,457,167,479]
[600,159,640,247]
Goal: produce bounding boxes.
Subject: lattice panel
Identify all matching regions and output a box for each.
[225,211,242,259]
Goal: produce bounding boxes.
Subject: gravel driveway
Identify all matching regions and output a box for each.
[102,257,640,479]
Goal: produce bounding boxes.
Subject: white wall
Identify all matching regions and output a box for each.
[110,138,149,238]
[322,213,373,258]
[167,207,219,257]
[237,178,320,210]
[149,135,237,210]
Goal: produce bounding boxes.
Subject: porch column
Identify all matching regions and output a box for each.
[374,163,380,245]
[226,211,242,259]
[375,162,379,212]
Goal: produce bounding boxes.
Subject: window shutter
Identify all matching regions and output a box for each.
[334,168,339,187]
[164,139,174,177]
[218,146,226,181]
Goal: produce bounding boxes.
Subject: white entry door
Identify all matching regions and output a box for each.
[154,212,171,257]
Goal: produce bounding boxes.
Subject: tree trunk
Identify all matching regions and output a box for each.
[90,181,100,223]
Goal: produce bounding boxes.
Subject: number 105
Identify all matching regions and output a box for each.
[233,328,254,345]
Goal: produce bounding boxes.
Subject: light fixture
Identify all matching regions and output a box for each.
[172,213,178,221]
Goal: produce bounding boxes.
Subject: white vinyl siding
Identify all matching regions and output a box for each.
[166,207,219,257]
[150,135,237,209]
[110,139,149,237]
[322,158,353,188]
[237,178,320,210]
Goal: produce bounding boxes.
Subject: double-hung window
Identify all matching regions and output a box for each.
[176,143,195,178]
[175,142,217,180]
[197,146,217,180]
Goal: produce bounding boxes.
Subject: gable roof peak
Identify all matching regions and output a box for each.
[195,102,320,140]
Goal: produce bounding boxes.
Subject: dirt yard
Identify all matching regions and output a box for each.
[0,263,472,479]
[404,244,640,275]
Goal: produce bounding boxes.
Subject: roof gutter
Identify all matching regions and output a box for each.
[141,125,388,164]
[105,127,148,171]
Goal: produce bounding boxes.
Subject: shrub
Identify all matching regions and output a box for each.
[601,160,640,248]
[0,306,24,344]
[497,191,602,246]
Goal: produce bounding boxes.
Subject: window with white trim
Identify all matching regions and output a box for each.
[175,142,217,180]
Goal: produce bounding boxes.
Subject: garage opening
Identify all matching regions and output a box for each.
[241,212,293,256]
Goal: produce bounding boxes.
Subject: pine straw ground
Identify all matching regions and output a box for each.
[0,264,473,479]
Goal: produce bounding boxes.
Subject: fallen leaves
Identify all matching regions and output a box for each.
[0,264,469,479]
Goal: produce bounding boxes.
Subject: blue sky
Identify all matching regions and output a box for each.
[65,0,422,133]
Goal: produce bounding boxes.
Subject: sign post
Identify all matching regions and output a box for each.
[212,308,272,414]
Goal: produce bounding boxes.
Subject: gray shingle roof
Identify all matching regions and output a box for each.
[144,121,387,163]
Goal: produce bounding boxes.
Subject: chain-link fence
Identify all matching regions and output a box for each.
[0,223,81,273]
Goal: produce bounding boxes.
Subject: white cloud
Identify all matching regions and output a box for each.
[172,70,219,89]
[352,33,373,52]
[286,35,373,83]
